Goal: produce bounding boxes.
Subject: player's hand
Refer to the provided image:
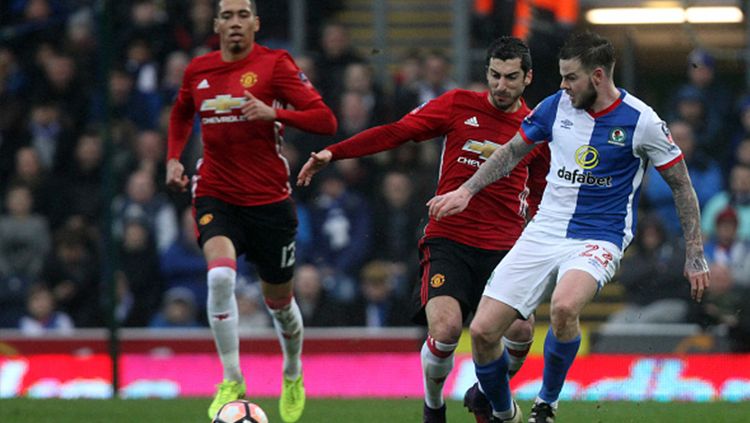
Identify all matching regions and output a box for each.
[297,150,333,186]
[684,254,710,302]
[242,90,276,121]
[427,186,472,220]
[166,158,189,192]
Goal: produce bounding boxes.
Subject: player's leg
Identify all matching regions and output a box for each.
[465,314,533,423]
[529,270,597,422]
[203,235,246,419]
[461,245,514,422]
[414,238,476,422]
[250,199,304,423]
[473,235,561,422]
[422,295,463,422]
[531,240,620,423]
[470,246,534,380]
[503,314,535,378]
[262,279,305,423]
[470,296,521,422]
[262,280,303,379]
[196,198,248,418]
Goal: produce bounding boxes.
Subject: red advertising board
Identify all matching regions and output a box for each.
[2,353,749,401]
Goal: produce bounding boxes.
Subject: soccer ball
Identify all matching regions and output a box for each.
[212,400,269,423]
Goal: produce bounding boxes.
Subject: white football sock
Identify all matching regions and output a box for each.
[267,297,304,380]
[503,336,532,377]
[421,336,457,409]
[207,265,242,382]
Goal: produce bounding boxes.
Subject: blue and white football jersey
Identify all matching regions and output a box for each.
[520,89,683,250]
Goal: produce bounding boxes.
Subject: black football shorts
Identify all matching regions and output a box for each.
[411,237,508,325]
[193,196,298,284]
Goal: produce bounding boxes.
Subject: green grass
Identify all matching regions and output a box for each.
[1,398,749,422]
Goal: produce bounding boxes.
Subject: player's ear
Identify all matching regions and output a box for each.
[594,67,606,83]
[253,16,260,33]
[524,69,533,86]
[213,18,219,34]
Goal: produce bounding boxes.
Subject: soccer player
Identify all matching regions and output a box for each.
[165,1,337,421]
[297,37,550,423]
[428,32,711,423]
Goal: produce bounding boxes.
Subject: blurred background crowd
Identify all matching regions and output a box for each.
[0,0,748,352]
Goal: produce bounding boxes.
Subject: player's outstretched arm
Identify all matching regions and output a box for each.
[297,149,333,186]
[166,158,189,192]
[659,160,710,302]
[427,133,534,220]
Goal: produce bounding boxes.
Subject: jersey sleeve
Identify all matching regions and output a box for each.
[395,91,455,141]
[327,123,417,160]
[272,52,337,135]
[520,91,561,144]
[635,113,684,171]
[327,91,455,160]
[167,61,197,160]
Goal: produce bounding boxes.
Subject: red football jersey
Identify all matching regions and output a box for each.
[168,44,337,206]
[328,89,550,250]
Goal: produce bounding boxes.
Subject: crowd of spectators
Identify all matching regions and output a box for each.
[0,1,749,351]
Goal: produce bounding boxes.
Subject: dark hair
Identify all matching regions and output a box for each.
[559,31,615,77]
[486,36,532,74]
[216,0,256,15]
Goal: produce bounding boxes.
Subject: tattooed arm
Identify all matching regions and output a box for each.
[427,132,535,219]
[659,160,711,302]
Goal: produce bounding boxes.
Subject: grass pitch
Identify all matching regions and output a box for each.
[1,398,749,422]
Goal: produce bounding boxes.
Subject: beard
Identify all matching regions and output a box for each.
[228,40,245,54]
[572,80,597,110]
[490,91,519,111]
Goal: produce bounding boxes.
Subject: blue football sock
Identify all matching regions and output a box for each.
[539,327,580,404]
[474,349,512,414]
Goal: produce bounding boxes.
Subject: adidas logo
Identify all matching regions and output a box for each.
[464,116,479,127]
[197,79,210,89]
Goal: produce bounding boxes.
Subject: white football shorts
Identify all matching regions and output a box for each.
[482,228,622,319]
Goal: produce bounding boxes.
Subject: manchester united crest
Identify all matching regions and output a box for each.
[430,274,445,288]
[199,213,214,225]
[240,72,258,88]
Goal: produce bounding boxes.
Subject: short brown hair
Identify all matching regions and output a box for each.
[559,31,615,77]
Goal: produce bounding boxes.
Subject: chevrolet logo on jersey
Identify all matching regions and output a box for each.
[200,95,245,114]
[462,139,501,160]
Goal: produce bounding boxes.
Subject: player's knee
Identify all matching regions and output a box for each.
[550,301,578,325]
[506,318,534,341]
[550,303,579,333]
[208,267,236,292]
[469,320,500,350]
[262,280,293,303]
[429,321,462,345]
